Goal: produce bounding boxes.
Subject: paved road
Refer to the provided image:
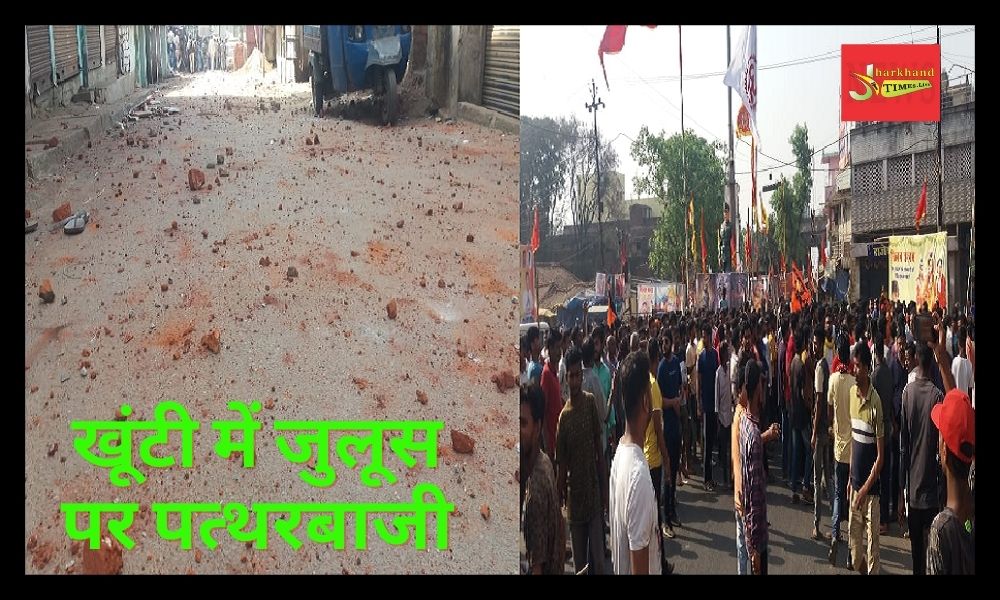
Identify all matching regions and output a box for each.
[26,69,520,574]
[543,444,914,575]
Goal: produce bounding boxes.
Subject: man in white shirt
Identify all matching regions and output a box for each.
[951,327,973,396]
[558,328,572,401]
[684,325,699,477]
[716,342,735,489]
[609,350,663,574]
[582,340,609,434]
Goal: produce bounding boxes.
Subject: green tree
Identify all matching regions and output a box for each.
[566,126,621,252]
[768,124,814,268]
[519,116,577,245]
[632,127,726,280]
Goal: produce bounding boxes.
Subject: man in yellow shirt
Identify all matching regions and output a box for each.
[848,342,885,575]
[827,334,856,568]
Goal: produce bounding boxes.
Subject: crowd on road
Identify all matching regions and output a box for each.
[520,296,975,575]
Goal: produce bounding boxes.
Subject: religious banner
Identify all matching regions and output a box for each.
[750,276,768,311]
[615,274,627,300]
[520,245,536,322]
[667,283,686,313]
[889,232,948,310]
[695,274,747,310]
[595,273,608,298]
[637,284,654,316]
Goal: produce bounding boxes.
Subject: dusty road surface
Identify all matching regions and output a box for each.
[25,70,519,574]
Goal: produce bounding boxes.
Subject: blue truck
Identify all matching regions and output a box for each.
[301,25,411,125]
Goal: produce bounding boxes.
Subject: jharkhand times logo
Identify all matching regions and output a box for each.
[849,63,934,101]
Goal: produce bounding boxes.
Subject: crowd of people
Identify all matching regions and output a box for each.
[167,27,228,76]
[519,296,975,575]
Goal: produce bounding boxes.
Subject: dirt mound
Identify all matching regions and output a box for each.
[237,48,274,76]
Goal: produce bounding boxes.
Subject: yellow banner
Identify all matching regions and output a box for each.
[520,245,536,321]
[889,232,948,309]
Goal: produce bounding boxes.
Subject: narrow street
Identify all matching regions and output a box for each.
[542,447,914,575]
[25,69,520,574]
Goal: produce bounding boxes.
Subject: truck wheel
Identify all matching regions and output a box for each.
[380,68,398,125]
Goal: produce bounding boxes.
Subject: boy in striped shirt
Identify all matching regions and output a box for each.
[848,342,885,575]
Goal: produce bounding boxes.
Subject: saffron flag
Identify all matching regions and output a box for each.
[689,194,696,263]
[530,205,540,253]
[759,166,768,232]
[750,138,758,228]
[700,209,707,273]
[598,25,656,89]
[790,260,812,313]
[723,26,758,144]
[598,26,628,89]
[746,221,752,267]
[915,178,927,231]
[607,286,617,327]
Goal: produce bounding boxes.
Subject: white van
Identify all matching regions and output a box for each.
[519,321,550,338]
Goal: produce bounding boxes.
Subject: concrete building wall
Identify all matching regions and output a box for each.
[425,26,450,112]
[423,25,514,133]
[538,217,657,282]
[849,99,974,307]
[25,25,139,121]
[851,101,974,235]
[409,25,427,72]
[454,25,484,107]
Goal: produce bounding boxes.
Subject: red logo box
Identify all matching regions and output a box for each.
[842,44,941,122]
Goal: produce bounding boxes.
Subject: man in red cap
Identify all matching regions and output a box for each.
[926,389,975,575]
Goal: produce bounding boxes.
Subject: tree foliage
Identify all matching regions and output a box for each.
[566,127,622,248]
[520,116,575,244]
[632,127,726,280]
[768,123,814,268]
[519,116,623,252]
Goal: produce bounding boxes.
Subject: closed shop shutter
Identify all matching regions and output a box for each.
[482,25,519,118]
[86,25,102,69]
[26,25,53,93]
[105,25,118,71]
[52,25,80,82]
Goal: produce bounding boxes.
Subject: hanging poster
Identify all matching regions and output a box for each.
[520,245,536,322]
[637,284,654,315]
[889,232,947,310]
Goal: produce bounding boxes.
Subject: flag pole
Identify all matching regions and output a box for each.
[726,25,739,273]
[936,25,943,234]
[534,247,540,325]
[679,26,690,304]
[533,204,540,325]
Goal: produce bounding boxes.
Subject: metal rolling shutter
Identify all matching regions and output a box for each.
[86,25,102,69]
[26,25,52,92]
[52,25,79,82]
[482,25,519,118]
[105,25,118,71]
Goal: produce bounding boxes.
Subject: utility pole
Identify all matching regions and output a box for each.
[726,25,739,272]
[936,25,944,234]
[679,26,689,303]
[782,179,787,270]
[586,79,606,274]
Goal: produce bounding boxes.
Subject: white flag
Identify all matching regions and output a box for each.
[724,26,758,145]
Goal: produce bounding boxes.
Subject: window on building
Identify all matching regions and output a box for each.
[887,155,912,190]
[853,161,883,195]
[945,143,974,182]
